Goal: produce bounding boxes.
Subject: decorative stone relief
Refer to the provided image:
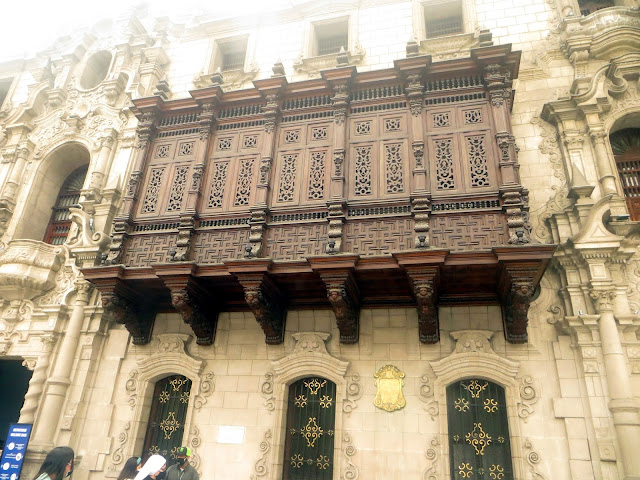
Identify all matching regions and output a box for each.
[524,439,547,480]
[272,332,348,379]
[261,372,275,411]
[517,376,538,422]
[193,371,215,411]
[418,374,439,420]
[423,437,440,480]
[188,426,202,473]
[451,330,494,354]
[108,421,131,473]
[341,433,358,480]
[125,370,138,407]
[343,373,362,415]
[250,429,272,480]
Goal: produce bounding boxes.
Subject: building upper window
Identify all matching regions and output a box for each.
[43,165,87,245]
[578,0,615,16]
[611,128,640,221]
[79,50,112,90]
[215,37,248,72]
[314,18,348,56]
[0,78,13,109]
[447,379,514,479]
[424,0,463,38]
[283,377,336,480]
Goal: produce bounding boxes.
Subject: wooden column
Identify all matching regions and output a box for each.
[322,66,356,254]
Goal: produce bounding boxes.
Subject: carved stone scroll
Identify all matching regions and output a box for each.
[250,429,272,480]
[229,264,286,344]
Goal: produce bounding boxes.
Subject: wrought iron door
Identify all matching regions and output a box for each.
[142,375,192,465]
[447,379,513,479]
[283,377,336,480]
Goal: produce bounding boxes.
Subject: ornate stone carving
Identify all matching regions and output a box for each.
[193,371,215,410]
[423,437,440,480]
[19,334,57,423]
[250,429,272,480]
[343,373,362,415]
[125,370,138,407]
[404,267,439,343]
[108,422,131,473]
[590,289,617,313]
[517,375,538,421]
[418,374,439,420]
[260,372,275,411]
[166,279,219,345]
[188,426,202,473]
[321,271,360,344]
[101,290,154,345]
[451,330,495,354]
[103,220,131,266]
[524,439,547,480]
[341,433,358,480]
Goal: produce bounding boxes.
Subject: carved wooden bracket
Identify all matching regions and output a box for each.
[155,268,219,345]
[95,277,154,345]
[498,262,538,343]
[227,260,286,344]
[406,266,440,343]
[311,256,361,344]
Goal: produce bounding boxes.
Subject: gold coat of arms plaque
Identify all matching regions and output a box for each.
[374,365,406,412]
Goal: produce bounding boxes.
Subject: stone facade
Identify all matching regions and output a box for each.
[1,1,640,479]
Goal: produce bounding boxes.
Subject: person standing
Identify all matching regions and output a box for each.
[134,455,166,480]
[117,456,141,480]
[165,447,198,480]
[32,446,74,480]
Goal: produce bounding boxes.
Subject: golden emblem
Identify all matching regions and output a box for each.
[458,462,473,478]
[373,365,406,412]
[465,422,492,455]
[301,417,324,447]
[455,398,469,412]
[159,411,180,439]
[484,398,498,412]
[304,378,327,395]
[490,464,504,479]
[463,379,488,398]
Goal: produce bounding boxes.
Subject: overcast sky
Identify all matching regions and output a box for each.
[1,0,291,62]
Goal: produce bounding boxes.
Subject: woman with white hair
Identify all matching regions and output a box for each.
[133,455,166,480]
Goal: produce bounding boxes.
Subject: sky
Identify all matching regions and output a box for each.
[1,0,295,62]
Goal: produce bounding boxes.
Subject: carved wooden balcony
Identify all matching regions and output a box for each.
[83,44,555,345]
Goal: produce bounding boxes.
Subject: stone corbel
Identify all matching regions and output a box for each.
[170,281,218,346]
[97,278,154,345]
[310,256,361,344]
[498,263,538,343]
[227,261,286,344]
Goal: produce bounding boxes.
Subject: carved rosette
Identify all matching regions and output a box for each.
[236,274,286,344]
[319,271,360,344]
[406,73,424,117]
[170,286,218,345]
[101,290,154,344]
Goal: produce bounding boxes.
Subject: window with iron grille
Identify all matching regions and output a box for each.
[424,0,463,38]
[611,128,640,221]
[447,379,514,480]
[217,38,248,72]
[578,0,614,16]
[142,375,192,466]
[43,165,87,245]
[314,19,348,57]
[283,377,336,480]
[222,51,246,71]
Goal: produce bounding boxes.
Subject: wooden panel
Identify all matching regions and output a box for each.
[122,234,177,266]
[430,213,507,251]
[192,229,249,263]
[343,218,413,254]
[264,223,328,260]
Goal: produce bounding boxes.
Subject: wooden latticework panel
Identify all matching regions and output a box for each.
[191,229,249,263]
[430,213,507,251]
[343,218,413,254]
[264,223,328,260]
[123,234,178,266]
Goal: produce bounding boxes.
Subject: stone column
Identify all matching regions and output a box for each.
[19,335,58,424]
[1,141,32,206]
[86,130,117,198]
[591,287,640,478]
[588,130,618,196]
[30,280,91,448]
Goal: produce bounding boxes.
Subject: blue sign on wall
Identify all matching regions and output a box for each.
[0,424,32,480]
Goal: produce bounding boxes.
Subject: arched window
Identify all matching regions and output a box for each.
[447,379,513,479]
[611,128,640,221]
[283,377,337,480]
[80,51,112,90]
[43,165,87,245]
[142,375,192,465]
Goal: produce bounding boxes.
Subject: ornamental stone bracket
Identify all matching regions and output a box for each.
[66,205,111,267]
[154,266,220,346]
[560,7,640,64]
[419,32,480,62]
[226,260,287,345]
[497,260,539,344]
[91,274,155,345]
[293,44,365,78]
[309,256,360,344]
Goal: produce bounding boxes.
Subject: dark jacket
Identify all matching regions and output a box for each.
[165,463,199,480]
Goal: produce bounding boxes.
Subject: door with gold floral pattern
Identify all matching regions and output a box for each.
[283,377,336,480]
[447,379,513,479]
[142,375,192,465]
